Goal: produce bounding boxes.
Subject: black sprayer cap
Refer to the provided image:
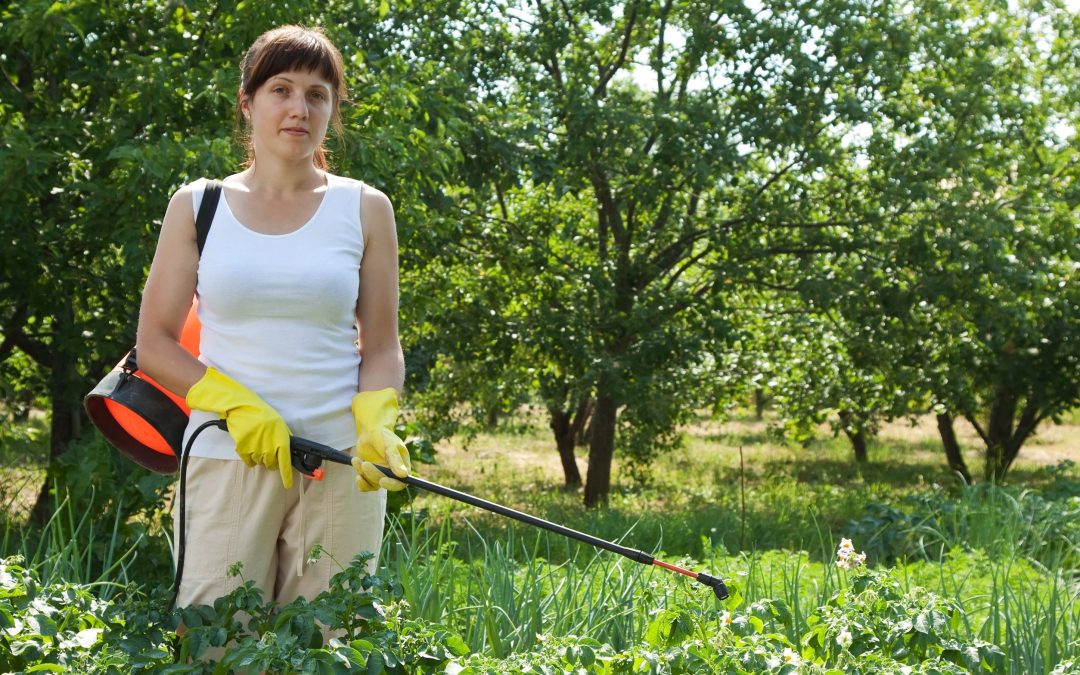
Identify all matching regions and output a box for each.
[696,572,729,600]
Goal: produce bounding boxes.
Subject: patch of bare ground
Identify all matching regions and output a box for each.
[880,415,1076,466]
[424,412,1078,489]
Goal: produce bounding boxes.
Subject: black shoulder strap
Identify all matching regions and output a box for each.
[195,180,223,257]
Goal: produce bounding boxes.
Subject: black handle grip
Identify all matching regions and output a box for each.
[289,435,354,477]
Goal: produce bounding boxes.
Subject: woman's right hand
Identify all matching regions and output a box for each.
[186,367,294,489]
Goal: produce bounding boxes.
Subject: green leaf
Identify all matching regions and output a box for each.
[444,634,470,656]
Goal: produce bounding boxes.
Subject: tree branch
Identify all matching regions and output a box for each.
[449,203,582,273]
[964,413,991,448]
[647,214,754,275]
[7,326,51,368]
[660,246,713,294]
[595,2,639,98]
[747,157,802,206]
[591,170,626,258]
[0,302,29,364]
[652,0,674,101]
[1008,398,1043,460]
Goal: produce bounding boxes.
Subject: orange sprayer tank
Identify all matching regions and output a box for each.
[84,301,201,473]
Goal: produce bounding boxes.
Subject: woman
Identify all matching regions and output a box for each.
[136,24,410,610]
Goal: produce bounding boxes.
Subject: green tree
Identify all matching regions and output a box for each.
[819,0,1080,481]
[720,0,1079,482]
[1,1,237,520]
[0,0,471,518]
[419,0,931,505]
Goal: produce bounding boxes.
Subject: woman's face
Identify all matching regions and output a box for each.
[243,68,334,164]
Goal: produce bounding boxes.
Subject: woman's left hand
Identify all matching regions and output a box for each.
[350,388,411,492]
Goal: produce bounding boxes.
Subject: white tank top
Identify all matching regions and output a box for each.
[183,174,365,459]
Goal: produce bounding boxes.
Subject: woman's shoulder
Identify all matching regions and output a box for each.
[328,173,393,213]
[170,177,220,205]
[328,172,383,197]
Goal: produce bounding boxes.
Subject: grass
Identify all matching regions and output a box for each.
[2,407,1078,671]
[377,512,1079,671]
[0,416,48,524]
[406,410,1078,562]
[378,409,1079,671]
[1,491,141,602]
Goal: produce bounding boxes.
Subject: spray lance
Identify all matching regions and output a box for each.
[288,435,730,601]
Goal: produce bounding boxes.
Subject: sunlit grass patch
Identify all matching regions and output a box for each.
[0,417,49,525]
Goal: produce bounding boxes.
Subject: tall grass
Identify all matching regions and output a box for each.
[380,480,1080,673]
[381,514,662,657]
[0,487,141,599]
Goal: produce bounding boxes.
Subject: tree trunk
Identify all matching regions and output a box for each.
[936,412,972,484]
[584,389,617,508]
[548,403,583,488]
[32,349,83,525]
[984,386,1018,482]
[838,410,868,464]
[1003,398,1041,477]
[31,304,85,525]
[575,398,594,447]
[754,388,767,420]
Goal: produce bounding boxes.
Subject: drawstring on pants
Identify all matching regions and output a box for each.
[296,473,307,578]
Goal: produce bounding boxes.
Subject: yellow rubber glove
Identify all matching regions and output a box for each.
[350,388,411,492]
[185,367,294,489]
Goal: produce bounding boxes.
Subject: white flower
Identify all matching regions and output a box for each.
[836,629,853,648]
[782,647,801,665]
[835,538,867,569]
[720,610,733,627]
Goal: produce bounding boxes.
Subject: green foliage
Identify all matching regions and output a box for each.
[3,419,1079,671]
[849,481,1080,569]
[716,0,1080,480]
[0,553,471,674]
[447,566,1003,673]
[0,433,172,596]
[0,0,471,517]
[803,567,1005,672]
[0,555,112,672]
[0,551,1041,673]
[0,416,48,522]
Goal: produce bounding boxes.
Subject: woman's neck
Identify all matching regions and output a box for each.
[239,161,325,195]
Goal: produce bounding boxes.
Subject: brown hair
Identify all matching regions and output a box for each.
[236,25,347,170]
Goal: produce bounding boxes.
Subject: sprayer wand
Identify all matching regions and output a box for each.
[290,436,729,600]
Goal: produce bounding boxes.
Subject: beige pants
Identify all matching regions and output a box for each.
[173,456,386,609]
